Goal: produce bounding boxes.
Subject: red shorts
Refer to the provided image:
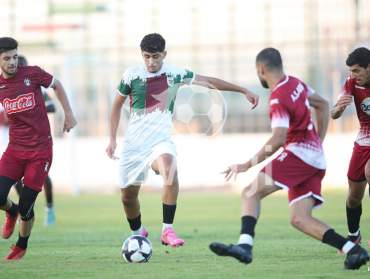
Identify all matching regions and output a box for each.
[347,143,370,182]
[0,146,53,192]
[261,150,325,207]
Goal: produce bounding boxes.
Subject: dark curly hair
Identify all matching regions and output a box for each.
[140,33,165,53]
[0,37,18,54]
[346,47,370,68]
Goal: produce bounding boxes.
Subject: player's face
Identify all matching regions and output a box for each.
[0,49,18,78]
[142,51,166,73]
[349,64,370,86]
[256,63,269,89]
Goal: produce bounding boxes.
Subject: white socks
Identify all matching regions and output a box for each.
[132,225,144,235]
[342,241,356,254]
[162,223,173,232]
[348,229,360,237]
[238,234,253,246]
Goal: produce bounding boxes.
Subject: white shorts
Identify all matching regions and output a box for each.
[118,139,176,188]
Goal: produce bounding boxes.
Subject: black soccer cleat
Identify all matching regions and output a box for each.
[344,245,369,270]
[209,242,253,264]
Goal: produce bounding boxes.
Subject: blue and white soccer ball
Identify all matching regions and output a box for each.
[122,235,152,263]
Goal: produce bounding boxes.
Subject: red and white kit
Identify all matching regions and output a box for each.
[0,66,54,191]
[261,76,326,207]
[343,77,370,182]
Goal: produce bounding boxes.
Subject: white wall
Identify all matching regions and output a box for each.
[50,134,356,194]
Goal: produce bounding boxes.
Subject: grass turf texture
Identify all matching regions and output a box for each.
[0,190,369,279]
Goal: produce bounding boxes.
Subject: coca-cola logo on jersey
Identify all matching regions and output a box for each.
[3,92,36,114]
[360,97,370,116]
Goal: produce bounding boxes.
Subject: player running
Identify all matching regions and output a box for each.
[0,37,77,260]
[106,33,258,247]
[12,54,57,226]
[331,47,370,247]
[209,48,369,270]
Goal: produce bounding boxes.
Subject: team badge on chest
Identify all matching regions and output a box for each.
[24,78,31,86]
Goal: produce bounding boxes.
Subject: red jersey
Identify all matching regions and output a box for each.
[343,77,370,146]
[269,75,325,169]
[0,66,53,151]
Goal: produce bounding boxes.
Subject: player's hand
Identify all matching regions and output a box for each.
[335,94,353,110]
[63,113,77,132]
[106,140,119,160]
[222,163,248,181]
[244,91,259,109]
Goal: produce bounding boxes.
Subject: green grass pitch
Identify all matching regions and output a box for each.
[0,190,369,279]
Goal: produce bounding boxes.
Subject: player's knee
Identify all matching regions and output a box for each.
[241,184,260,199]
[121,195,137,207]
[19,208,34,221]
[0,176,17,206]
[19,186,38,221]
[290,214,305,229]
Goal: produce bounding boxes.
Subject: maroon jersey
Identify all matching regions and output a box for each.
[343,77,370,146]
[269,75,325,169]
[0,66,53,151]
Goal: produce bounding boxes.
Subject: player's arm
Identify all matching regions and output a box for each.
[223,127,287,181]
[330,94,353,119]
[193,74,259,109]
[106,94,127,160]
[308,93,329,142]
[50,79,77,132]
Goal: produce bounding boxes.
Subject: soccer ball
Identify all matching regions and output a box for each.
[174,85,227,136]
[122,235,152,263]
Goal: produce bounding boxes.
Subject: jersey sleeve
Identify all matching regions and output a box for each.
[182,70,195,85]
[34,66,54,88]
[343,77,354,96]
[117,70,132,96]
[269,98,290,129]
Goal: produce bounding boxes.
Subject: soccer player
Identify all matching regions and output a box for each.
[209,48,369,270]
[0,37,77,260]
[12,54,57,226]
[331,47,370,247]
[106,33,259,247]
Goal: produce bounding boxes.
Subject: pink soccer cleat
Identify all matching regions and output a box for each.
[132,227,149,238]
[5,245,27,260]
[161,228,185,247]
[140,227,149,237]
[2,213,18,239]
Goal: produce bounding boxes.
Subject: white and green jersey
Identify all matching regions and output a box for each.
[116,63,194,187]
[118,63,194,115]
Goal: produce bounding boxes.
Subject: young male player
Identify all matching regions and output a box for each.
[0,37,77,260]
[106,33,259,247]
[331,47,370,247]
[13,54,57,226]
[209,47,369,270]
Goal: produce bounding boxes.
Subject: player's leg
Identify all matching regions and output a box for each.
[290,196,369,269]
[365,159,370,247]
[151,153,184,247]
[0,176,19,239]
[210,172,280,264]
[345,144,369,243]
[44,175,56,226]
[5,148,52,260]
[5,186,39,260]
[346,178,366,243]
[121,185,147,236]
